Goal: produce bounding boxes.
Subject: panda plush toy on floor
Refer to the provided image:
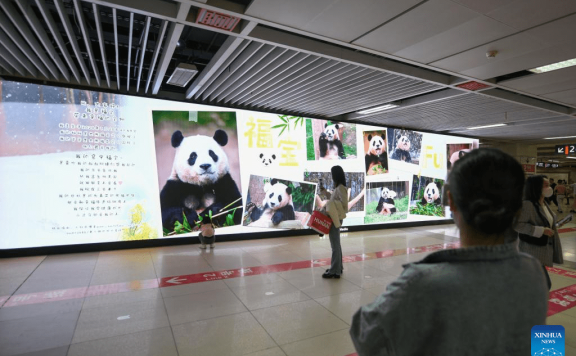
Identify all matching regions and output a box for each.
[391,135,412,163]
[421,181,442,205]
[376,187,397,215]
[319,123,345,160]
[249,179,296,225]
[365,134,388,173]
[159,129,242,230]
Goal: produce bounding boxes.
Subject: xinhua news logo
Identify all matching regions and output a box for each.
[532,325,565,356]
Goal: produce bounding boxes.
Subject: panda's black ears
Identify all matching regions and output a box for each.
[334,124,340,129]
[271,178,278,185]
[324,123,328,128]
[381,134,386,140]
[171,130,184,148]
[367,134,372,141]
[272,154,276,159]
[213,130,228,146]
[259,153,264,158]
[286,186,292,195]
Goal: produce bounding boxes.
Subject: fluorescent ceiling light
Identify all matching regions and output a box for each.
[357,103,399,115]
[467,123,507,130]
[528,58,576,74]
[544,136,576,140]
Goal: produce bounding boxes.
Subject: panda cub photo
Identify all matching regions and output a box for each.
[391,135,412,163]
[248,179,296,226]
[319,123,345,160]
[364,132,388,175]
[421,182,441,206]
[376,187,397,215]
[159,129,243,230]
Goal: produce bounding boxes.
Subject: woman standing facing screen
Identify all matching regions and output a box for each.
[350,148,548,356]
[321,165,348,279]
[515,175,564,290]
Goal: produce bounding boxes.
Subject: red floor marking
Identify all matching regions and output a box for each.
[2,242,460,308]
[547,267,576,279]
[558,227,576,233]
[548,284,576,316]
[0,296,9,306]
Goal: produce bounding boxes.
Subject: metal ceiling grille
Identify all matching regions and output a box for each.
[0,0,228,95]
[355,93,575,138]
[191,40,444,117]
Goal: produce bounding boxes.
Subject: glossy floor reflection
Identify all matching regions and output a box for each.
[1,223,576,356]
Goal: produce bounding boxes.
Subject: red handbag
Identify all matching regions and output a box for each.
[307,210,332,235]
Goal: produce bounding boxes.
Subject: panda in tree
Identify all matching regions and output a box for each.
[319,123,345,160]
[376,187,397,215]
[391,135,412,162]
[159,129,242,230]
[421,181,442,206]
[249,179,296,225]
[365,134,388,173]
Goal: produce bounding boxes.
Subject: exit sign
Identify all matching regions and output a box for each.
[196,9,240,31]
[555,144,576,155]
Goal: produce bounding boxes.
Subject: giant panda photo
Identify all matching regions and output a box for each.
[387,128,423,166]
[152,111,243,235]
[243,175,316,230]
[410,175,445,217]
[364,181,410,224]
[306,119,357,161]
[363,130,389,175]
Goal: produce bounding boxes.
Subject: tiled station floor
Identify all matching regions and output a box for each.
[2,222,576,356]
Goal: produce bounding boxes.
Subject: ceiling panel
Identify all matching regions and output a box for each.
[450,0,516,14]
[524,13,576,47]
[485,0,576,31]
[543,89,576,105]
[501,66,576,95]
[429,33,543,74]
[352,0,479,54]
[353,93,571,135]
[245,0,422,42]
[393,16,516,64]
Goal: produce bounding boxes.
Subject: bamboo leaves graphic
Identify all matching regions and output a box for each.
[272,115,304,137]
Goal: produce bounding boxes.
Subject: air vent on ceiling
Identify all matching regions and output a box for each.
[166,64,198,87]
[456,81,491,91]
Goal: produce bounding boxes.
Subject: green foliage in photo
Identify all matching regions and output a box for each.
[306,119,315,161]
[272,115,304,137]
[410,202,445,217]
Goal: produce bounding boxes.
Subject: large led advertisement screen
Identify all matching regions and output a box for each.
[0,80,478,249]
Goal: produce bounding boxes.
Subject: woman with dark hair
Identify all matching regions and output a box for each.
[322,165,348,279]
[515,175,564,289]
[350,148,548,355]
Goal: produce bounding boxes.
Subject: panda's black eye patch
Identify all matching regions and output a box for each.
[278,195,282,203]
[432,189,435,194]
[269,193,274,198]
[209,150,218,162]
[188,152,197,166]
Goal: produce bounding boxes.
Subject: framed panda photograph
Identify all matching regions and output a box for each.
[446,143,474,171]
[306,119,357,161]
[410,175,445,217]
[364,181,410,224]
[303,171,366,212]
[387,129,423,166]
[363,130,389,175]
[152,110,244,236]
[243,175,316,230]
